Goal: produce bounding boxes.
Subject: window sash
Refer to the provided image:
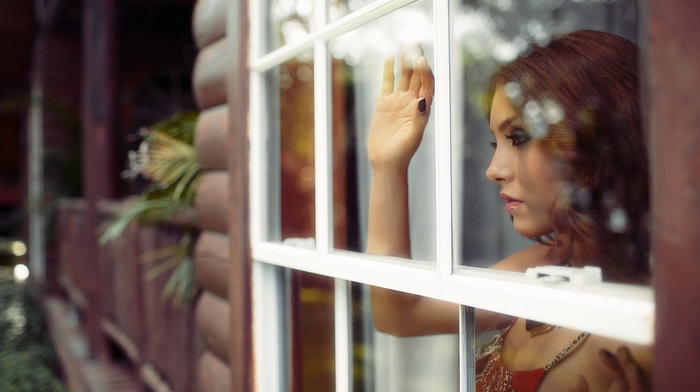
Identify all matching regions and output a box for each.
[249,0,654,391]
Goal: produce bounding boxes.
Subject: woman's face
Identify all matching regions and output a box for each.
[485,85,565,238]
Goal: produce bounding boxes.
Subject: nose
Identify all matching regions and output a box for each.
[485,149,514,184]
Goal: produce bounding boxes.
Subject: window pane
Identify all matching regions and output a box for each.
[350,283,375,391]
[350,283,459,392]
[266,0,315,52]
[329,0,382,22]
[291,271,335,391]
[263,53,316,243]
[452,0,640,267]
[330,0,436,261]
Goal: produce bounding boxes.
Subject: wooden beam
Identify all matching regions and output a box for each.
[227,0,253,390]
[647,0,700,390]
[81,0,117,360]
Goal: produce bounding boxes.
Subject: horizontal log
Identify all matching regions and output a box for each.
[192,0,227,48]
[195,291,230,364]
[195,231,230,298]
[195,105,229,171]
[193,37,229,110]
[194,171,229,233]
[197,351,231,392]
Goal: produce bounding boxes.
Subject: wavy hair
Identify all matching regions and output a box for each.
[485,30,650,283]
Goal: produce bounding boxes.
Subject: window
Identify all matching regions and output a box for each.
[248,1,652,391]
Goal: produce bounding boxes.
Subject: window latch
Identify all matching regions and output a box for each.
[525,265,602,285]
[282,237,316,249]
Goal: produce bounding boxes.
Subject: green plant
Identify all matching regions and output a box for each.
[0,271,68,391]
[100,111,200,305]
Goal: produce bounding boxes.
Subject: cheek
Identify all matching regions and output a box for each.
[524,152,564,201]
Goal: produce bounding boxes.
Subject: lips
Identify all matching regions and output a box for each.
[500,193,523,214]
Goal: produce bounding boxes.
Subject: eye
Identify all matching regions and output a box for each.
[504,129,531,147]
[489,141,497,149]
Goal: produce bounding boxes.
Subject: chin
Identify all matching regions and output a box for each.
[512,219,551,239]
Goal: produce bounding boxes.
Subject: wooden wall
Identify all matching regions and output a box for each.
[191,0,237,390]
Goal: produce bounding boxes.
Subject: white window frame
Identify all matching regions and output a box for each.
[247,1,655,391]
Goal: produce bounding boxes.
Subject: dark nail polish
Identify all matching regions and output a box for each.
[418,98,426,113]
[600,349,615,361]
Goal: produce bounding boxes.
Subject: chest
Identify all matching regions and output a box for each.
[497,322,604,391]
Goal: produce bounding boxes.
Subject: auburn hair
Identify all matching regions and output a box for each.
[485,30,650,283]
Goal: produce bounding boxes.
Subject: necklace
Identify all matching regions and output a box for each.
[525,319,555,337]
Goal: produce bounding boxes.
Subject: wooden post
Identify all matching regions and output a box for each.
[227,0,254,390]
[81,0,117,360]
[647,0,700,390]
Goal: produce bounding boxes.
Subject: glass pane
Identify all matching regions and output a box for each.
[291,271,335,391]
[350,283,459,392]
[263,52,316,242]
[329,0,382,22]
[266,0,315,52]
[452,0,640,268]
[330,0,436,262]
[350,283,374,391]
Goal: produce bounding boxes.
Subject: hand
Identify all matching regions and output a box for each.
[568,346,650,392]
[368,50,434,174]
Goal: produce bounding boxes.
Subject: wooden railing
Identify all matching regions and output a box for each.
[55,198,200,392]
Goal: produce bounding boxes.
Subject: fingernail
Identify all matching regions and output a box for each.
[600,349,615,361]
[418,98,427,113]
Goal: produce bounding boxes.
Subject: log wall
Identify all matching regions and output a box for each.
[191,0,235,389]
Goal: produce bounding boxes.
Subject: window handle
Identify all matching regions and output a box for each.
[525,265,603,285]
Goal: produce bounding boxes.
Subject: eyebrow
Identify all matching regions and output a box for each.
[497,116,519,133]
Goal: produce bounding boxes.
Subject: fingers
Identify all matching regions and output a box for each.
[396,49,414,91]
[416,56,435,106]
[380,49,434,108]
[380,55,395,96]
[600,347,650,392]
[616,347,649,392]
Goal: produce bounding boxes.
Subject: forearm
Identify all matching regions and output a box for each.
[367,169,411,258]
[366,168,459,336]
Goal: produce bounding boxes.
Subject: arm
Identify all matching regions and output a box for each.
[366,53,557,337]
[366,53,455,336]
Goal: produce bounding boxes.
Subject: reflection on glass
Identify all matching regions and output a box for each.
[330,0,436,261]
[266,0,390,51]
[452,0,639,268]
[264,54,316,242]
[330,0,382,23]
[266,0,315,51]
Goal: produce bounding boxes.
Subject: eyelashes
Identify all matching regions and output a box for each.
[505,129,531,146]
[490,128,532,149]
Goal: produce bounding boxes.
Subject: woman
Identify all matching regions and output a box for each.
[367,30,651,391]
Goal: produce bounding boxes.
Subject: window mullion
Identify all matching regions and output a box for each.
[435,0,454,279]
[314,1,331,254]
[334,279,353,392]
[459,305,476,392]
[311,1,353,391]
[253,263,290,392]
